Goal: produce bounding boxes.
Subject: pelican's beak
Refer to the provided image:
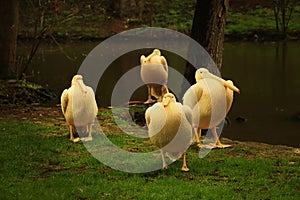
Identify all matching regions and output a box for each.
[77,79,87,94]
[208,73,240,94]
[162,96,171,107]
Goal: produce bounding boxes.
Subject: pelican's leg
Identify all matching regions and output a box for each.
[69,125,74,141]
[157,85,168,102]
[82,124,93,142]
[195,127,201,143]
[181,152,189,172]
[212,127,231,149]
[86,124,93,141]
[212,127,222,148]
[195,127,203,147]
[157,93,162,102]
[147,84,152,100]
[69,125,80,142]
[144,84,155,104]
[161,150,168,169]
[163,85,169,94]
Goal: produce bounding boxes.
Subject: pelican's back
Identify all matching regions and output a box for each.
[72,84,98,126]
[62,83,98,126]
[140,53,168,85]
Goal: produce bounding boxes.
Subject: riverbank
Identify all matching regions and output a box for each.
[18,1,300,42]
[0,79,57,105]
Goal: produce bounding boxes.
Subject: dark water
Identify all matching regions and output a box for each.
[221,41,300,147]
[17,40,300,147]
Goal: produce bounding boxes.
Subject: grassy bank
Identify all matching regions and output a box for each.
[225,6,300,40]
[1,106,299,199]
[18,1,300,41]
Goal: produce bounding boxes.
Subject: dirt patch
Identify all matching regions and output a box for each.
[0,104,64,122]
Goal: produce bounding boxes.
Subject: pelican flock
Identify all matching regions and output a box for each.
[183,68,240,148]
[145,93,194,171]
[60,48,240,171]
[140,49,169,103]
[61,75,98,142]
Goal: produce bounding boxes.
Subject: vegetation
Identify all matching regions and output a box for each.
[226,5,300,39]
[17,0,300,40]
[0,79,56,105]
[1,107,299,199]
[1,2,300,198]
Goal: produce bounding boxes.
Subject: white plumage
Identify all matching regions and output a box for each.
[145,93,194,171]
[183,68,240,148]
[140,49,169,103]
[61,75,98,142]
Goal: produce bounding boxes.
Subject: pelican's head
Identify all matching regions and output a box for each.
[71,75,87,93]
[195,68,240,94]
[71,75,83,86]
[162,93,176,107]
[152,49,161,56]
[195,68,210,82]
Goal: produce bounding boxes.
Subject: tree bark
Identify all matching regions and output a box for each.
[0,0,19,78]
[184,0,229,84]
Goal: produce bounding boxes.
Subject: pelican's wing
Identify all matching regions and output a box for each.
[60,89,69,115]
[182,84,203,109]
[91,89,99,116]
[85,86,98,116]
[145,107,151,126]
[182,105,193,126]
[94,100,99,116]
[145,103,165,127]
[160,56,168,73]
[145,103,166,137]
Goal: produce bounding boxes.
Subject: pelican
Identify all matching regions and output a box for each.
[145,93,194,171]
[61,75,98,142]
[183,68,240,148]
[140,49,169,103]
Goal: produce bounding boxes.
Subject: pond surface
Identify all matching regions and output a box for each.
[17,40,300,147]
[222,41,300,148]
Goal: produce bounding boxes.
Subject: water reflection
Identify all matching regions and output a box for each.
[222,41,300,147]
[16,40,300,147]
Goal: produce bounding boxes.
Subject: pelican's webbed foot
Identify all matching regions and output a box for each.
[81,137,93,142]
[70,137,81,143]
[144,99,156,104]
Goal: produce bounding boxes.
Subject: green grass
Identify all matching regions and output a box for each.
[226,6,300,36]
[18,1,300,40]
[1,119,299,200]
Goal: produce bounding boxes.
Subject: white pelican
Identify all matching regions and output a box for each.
[145,93,194,171]
[183,68,240,148]
[61,75,98,142]
[140,49,169,103]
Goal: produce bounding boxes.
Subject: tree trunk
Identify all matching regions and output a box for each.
[0,0,19,78]
[184,0,229,84]
[280,0,287,35]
